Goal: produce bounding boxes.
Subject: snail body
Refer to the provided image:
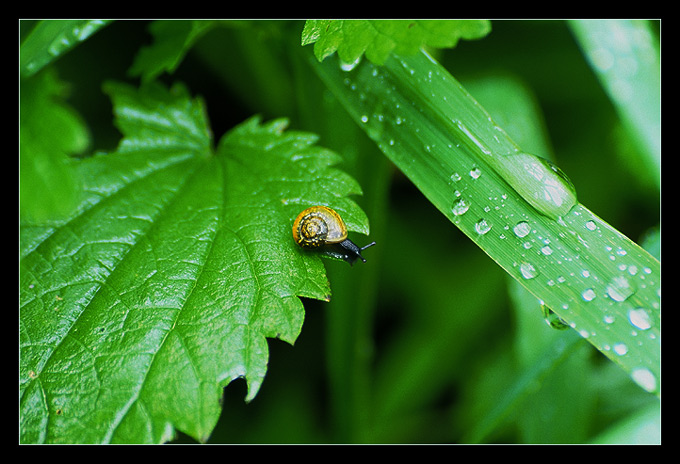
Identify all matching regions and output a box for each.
[292,205,375,265]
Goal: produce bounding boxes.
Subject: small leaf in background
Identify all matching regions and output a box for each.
[19,80,370,443]
[301,19,491,65]
[20,69,90,222]
[128,20,216,82]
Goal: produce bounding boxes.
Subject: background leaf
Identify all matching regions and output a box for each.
[128,20,216,82]
[19,80,370,443]
[20,69,90,221]
[569,20,660,190]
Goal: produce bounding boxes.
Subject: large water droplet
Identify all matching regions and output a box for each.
[485,152,577,220]
[613,343,628,356]
[541,304,569,330]
[451,198,470,216]
[606,275,635,302]
[540,245,553,256]
[340,56,362,71]
[513,221,531,238]
[519,262,538,279]
[474,218,492,235]
[582,288,596,301]
[631,367,657,393]
[628,308,652,330]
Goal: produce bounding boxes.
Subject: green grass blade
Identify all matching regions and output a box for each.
[589,401,660,444]
[20,20,112,77]
[569,20,660,190]
[461,332,583,443]
[309,50,660,396]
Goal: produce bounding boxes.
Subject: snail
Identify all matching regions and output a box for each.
[292,205,376,265]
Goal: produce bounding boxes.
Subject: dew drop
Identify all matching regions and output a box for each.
[541,304,569,330]
[613,343,628,356]
[48,35,72,57]
[628,308,652,330]
[475,218,492,235]
[585,220,597,231]
[451,198,470,216]
[606,275,635,302]
[485,152,577,220]
[519,262,538,279]
[582,288,596,301]
[631,368,657,393]
[540,245,553,256]
[469,166,482,179]
[513,221,531,238]
[340,56,362,71]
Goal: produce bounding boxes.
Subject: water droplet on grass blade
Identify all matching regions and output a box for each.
[340,56,362,71]
[606,275,635,302]
[475,218,492,235]
[513,221,531,238]
[582,288,596,301]
[451,198,470,216]
[628,308,652,330]
[485,152,577,220]
[541,304,569,330]
[519,262,538,279]
[631,367,657,393]
[614,343,628,356]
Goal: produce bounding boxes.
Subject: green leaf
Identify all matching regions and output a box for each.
[589,401,660,444]
[128,20,216,82]
[20,69,90,221]
[569,20,660,190]
[19,80,370,443]
[301,19,491,65]
[20,20,111,77]
[309,50,660,396]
